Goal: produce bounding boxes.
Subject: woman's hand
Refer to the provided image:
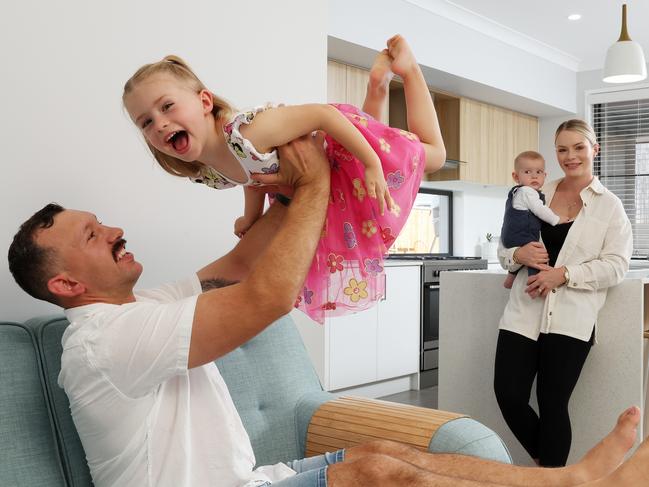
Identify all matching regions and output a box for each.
[525,267,566,299]
[514,241,550,270]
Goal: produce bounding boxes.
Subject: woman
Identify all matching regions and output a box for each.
[494,119,633,467]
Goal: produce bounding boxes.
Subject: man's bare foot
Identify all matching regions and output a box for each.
[572,406,639,484]
[503,273,515,289]
[386,34,419,79]
[585,427,649,486]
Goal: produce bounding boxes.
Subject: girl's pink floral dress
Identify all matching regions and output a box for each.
[192,103,425,324]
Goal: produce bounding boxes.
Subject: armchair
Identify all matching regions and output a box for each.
[0,314,510,487]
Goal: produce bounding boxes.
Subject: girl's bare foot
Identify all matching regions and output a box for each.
[368,49,393,91]
[387,34,419,79]
[572,406,639,484]
[364,49,393,120]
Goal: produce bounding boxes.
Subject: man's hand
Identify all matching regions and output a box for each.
[251,132,329,191]
[515,241,550,270]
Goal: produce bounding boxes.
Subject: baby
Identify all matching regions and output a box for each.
[500,151,567,289]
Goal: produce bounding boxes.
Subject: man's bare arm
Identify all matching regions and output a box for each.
[196,200,287,284]
[188,134,330,368]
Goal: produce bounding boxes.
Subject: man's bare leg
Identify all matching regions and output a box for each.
[328,454,506,487]
[336,406,639,486]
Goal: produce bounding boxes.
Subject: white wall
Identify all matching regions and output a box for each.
[328,0,576,117]
[1,0,327,321]
[419,181,508,258]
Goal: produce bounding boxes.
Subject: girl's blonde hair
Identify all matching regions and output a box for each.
[554,119,598,147]
[123,55,234,178]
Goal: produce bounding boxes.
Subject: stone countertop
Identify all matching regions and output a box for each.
[459,267,649,280]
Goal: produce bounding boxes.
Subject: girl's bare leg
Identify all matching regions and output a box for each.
[363,49,393,121]
[387,34,446,173]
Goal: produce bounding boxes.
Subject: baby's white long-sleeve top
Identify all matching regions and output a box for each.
[512,185,561,226]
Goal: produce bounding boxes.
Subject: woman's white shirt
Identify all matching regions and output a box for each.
[498,177,632,342]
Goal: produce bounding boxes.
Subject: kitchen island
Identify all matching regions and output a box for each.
[439,268,649,465]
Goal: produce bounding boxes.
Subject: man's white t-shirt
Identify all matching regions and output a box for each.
[59,275,295,487]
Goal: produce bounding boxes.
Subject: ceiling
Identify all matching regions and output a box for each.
[438,0,649,71]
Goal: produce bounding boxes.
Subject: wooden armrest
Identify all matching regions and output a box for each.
[305,395,466,457]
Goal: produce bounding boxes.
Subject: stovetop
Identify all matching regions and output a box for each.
[387,254,488,278]
[386,253,483,261]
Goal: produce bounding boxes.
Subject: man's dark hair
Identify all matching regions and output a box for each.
[8,203,66,304]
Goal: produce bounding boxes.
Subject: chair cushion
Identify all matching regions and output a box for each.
[216,315,325,466]
[25,316,93,487]
[0,322,67,486]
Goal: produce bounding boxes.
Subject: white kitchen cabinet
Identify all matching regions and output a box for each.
[294,264,421,392]
[376,265,420,380]
[327,307,378,390]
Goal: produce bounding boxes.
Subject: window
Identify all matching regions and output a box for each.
[388,188,452,254]
[588,87,649,257]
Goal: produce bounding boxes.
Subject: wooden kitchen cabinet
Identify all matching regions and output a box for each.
[293,265,421,392]
[388,83,539,186]
[327,60,389,125]
[457,98,537,186]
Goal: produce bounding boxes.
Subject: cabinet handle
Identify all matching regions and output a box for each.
[381,273,387,301]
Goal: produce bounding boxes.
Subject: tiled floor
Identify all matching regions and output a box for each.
[378,386,438,409]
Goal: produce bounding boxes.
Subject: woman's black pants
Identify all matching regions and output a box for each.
[494,329,593,467]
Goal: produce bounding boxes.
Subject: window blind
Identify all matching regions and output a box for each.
[590,89,649,258]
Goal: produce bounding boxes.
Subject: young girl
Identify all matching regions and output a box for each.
[123,35,446,323]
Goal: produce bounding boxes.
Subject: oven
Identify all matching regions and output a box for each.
[419,257,488,388]
[422,281,439,372]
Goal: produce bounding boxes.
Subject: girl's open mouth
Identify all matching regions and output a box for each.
[166,131,190,153]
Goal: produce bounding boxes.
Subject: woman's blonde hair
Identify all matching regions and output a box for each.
[123,55,234,178]
[554,119,598,147]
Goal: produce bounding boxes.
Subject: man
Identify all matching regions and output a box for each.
[7,134,648,487]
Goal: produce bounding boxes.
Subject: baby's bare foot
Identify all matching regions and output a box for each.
[574,406,639,483]
[386,34,418,78]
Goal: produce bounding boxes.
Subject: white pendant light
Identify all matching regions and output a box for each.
[603,4,647,83]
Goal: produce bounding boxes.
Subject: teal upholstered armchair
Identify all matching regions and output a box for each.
[0,315,510,486]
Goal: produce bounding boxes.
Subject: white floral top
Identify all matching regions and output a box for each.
[190,105,280,189]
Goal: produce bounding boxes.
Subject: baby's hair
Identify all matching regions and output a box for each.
[123,55,235,178]
[514,150,545,171]
[554,119,597,147]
